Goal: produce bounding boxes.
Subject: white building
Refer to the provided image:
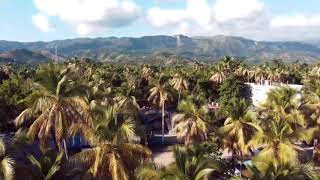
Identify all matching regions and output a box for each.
[247,83,303,106]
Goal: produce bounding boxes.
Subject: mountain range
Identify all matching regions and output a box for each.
[0,35,320,64]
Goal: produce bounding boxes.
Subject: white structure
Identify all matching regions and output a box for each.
[247,83,303,106]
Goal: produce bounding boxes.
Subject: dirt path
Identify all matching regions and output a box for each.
[151,145,175,167]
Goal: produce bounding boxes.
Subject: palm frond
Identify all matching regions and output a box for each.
[0,157,14,180]
[108,152,129,180]
[135,163,162,180]
[28,155,42,173]
[15,108,34,127]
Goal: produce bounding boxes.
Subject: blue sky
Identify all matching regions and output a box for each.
[0,0,320,42]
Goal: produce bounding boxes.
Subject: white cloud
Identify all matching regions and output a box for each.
[33,0,141,35]
[187,0,211,26]
[147,0,211,27]
[271,14,320,28]
[213,0,264,22]
[31,0,320,41]
[146,0,320,41]
[154,0,186,3]
[147,8,187,27]
[147,0,269,40]
[267,14,320,40]
[32,13,55,32]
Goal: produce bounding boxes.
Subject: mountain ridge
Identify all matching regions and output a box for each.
[0,35,320,64]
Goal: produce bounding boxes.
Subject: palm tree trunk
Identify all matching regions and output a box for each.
[162,102,165,145]
[313,139,318,168]
[239,151,243,178]
[63,139,69,159]
[178,89,181,105]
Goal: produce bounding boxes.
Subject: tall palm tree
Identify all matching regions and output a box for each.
[247,70,256,83]
[250,87,308,166]
[249,118,304,166]
[236,63,250,81]
[220,104,260,157]
[0,139,14,180]
[172,99,208,145]
[136,146,220,180]
[248,160,317,180]
[170,73,189,105]
[261,86,306,131]
[244,86,313,177]
[148,74,174,145]
[301,77,320,160]
[254,66,266,85]
[70,104,152,180]
[114,84,147,142]
[219,99,260,177]
[15,64,92,157]
[266,66,286,84]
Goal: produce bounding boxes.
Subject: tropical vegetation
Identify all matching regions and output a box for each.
[0,58,320,179]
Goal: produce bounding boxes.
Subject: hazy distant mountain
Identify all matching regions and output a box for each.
[0,49,50,64]
[303,40,320,48]
[0,35,320,64]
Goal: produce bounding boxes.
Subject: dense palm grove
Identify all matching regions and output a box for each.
[0,57,320,179]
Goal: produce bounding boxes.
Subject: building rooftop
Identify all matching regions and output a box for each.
[247,82,303,106]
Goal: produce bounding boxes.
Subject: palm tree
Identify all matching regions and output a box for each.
[115,84,140,117]
[135,162,163,180]
[250,87,308,166]
[247,70,256,83]
[70,104,152,180]
[114,84,147,142]
[148,74,174,145]
[236,63,250,81]
[266,86,299,107]
[249,118,304,166]
[301,77,320,161]
[254,66,266,85]
[27,151,66,180]
[136,146,220,180]
[0,139,14,180]
[210,64,227,84]
[310,63,320,77]
[15,64,92,157]
[303,78,320,101]
[220,103,260,157]
[142,66,154,82]
[261,86,306,131]
[248,160,317,180]
[266,66,287,84]
[163,146,220,180]
[170,73,189,105]
[219,99,260,177]
[87,83,114,108]
[172,98,208,145]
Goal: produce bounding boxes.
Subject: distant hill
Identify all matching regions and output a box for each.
[303,40,320,48]
[0,35,320,64]
[0,49,50,64]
